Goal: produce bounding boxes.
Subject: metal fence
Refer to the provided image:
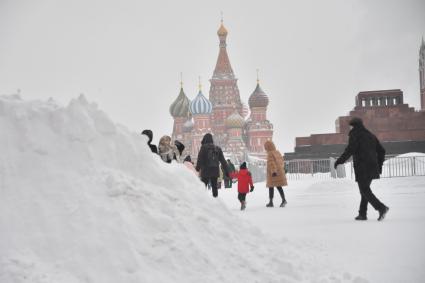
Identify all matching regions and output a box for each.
[247,155,425,181]
[285,159,346,180]
[373,156,425,178]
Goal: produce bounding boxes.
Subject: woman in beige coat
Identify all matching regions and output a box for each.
[264,140,288,207]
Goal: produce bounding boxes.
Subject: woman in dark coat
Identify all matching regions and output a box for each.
[196,133,229,198]
[335,117,389,221]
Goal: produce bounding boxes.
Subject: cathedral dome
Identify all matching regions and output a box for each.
[225,110,245,128]
[183,118,194,132]
[217,23,228,36]
[190,90,212,115]
[248,83,269,108]
[169,88,190,118]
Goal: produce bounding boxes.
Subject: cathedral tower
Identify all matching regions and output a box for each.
[189,80,213,158]
[246,74,273,158]
[169,80,190,141]
[209,20,243,147]
[225,109,247,162]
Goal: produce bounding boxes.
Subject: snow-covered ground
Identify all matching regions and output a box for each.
[1,94,424,282]
[219,177,425,283]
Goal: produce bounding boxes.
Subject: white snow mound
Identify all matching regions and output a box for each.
[0,94,363,283]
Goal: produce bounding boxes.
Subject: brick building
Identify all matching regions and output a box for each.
[285,39,425,160]
[169,21,274,162]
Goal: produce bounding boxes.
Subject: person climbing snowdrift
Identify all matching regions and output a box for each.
[158,135,180,163]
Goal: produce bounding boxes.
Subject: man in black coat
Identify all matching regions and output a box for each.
[196,133,229,198]
[141,129,158,154]
[334,117,389,221]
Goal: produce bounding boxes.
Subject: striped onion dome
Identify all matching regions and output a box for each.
[225,110,245,128]
[182,118,194,132]
[248,83,269,108]
[170,87,190,118]
[189,90,212,115]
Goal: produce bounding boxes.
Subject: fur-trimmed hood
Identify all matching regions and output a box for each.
[264,140,276,152]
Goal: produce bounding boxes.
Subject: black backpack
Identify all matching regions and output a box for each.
[206,146,220,168]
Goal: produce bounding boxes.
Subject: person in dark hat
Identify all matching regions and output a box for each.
[334,117,389,221]
[195,133,229,198]
[141,129,158,154]
[174,140,185,162]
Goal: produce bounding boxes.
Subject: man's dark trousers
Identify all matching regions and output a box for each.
[358,178,385,216]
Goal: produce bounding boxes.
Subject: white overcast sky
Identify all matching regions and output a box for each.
[1,0,424,153]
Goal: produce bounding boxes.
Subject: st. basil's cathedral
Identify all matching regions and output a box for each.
[169,20,274,162]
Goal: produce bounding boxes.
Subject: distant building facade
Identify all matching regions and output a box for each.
[169,21,274,162]
[285,39,425,160]
[420,37,425,110]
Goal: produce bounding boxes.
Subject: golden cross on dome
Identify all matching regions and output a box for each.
[180,72,183,88]
[220,11,223,23]
[256,68,260,84]
[198,76,202,91]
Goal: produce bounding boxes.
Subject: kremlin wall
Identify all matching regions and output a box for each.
[285,39,425,160]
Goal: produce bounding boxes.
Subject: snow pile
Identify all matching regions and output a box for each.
[394,152,425,158]
[0,95,361,283]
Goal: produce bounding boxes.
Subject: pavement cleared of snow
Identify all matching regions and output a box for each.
[220,177,425,283]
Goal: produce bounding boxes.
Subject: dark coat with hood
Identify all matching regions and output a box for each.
[196,133,228,178]
[142,129,158,154]
[336,118,386,182]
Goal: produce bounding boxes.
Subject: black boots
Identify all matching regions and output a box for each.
[355,206,389,221]
[266,200,287,207]
[378,206,389,221]
[241,201,246,211]
[355,215,367,221]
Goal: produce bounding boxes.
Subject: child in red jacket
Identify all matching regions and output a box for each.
[229,162,254,210]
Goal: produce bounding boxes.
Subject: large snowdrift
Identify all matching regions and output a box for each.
[0,94,361,283]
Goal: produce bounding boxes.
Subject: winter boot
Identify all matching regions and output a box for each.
[280,200,287,207]
[378,206,389,221]
[355,215,367,221]
[266,200,274,207]
[241,201,246,211]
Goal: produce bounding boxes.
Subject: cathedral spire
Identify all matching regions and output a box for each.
[213,19,234,80]
[217,12,228,38]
